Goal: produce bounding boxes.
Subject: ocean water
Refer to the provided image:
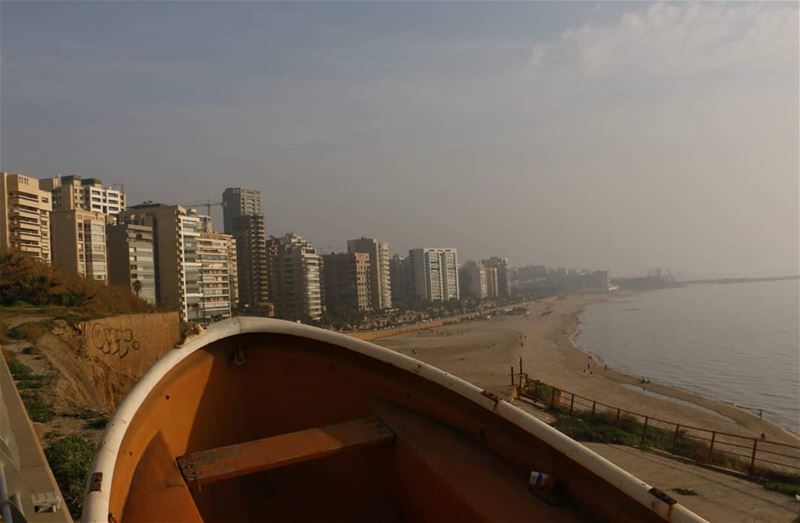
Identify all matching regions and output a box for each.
[575,280,800,434]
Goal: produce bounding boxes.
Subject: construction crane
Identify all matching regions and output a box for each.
[181,199,225,217]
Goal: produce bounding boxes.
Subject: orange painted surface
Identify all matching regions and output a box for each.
[107,333,667,522]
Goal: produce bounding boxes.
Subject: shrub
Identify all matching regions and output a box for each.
[21,393,54,423]
[45,435,95,518]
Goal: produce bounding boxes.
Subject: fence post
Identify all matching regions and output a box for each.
[707,431,716,463]
[672,424,681,453]
[640,417,649,445]
[616,408,621,422]
[749,438,758,475]
[549,387,556,409]
[569,393,575,415]
[531,381,539,403]
[591,401,596,416]
[519,356,523,377]
[511,366,515,386]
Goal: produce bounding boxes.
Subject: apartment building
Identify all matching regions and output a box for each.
[459,260,488,300]
[51,209,108,283]
[408,248,459,303]
[222,188,270,313]
[482,257,511,299]
[268,233,322,322]
[122,203,203,321]
[322,252,372,315]
[106,221,157,304]
[42,175,126,216]
[0,172,52,263]
[347,237,392,310]
[389,255,412,308]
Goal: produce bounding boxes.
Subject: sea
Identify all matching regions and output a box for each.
[575,279,800,435]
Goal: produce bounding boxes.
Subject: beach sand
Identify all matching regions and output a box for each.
[377,295,799,446]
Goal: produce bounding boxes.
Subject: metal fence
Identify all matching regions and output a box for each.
[516,376,800,480]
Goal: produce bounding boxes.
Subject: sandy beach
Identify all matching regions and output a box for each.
[377,295,800,446]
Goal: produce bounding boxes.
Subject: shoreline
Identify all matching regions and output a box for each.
[377,294,799,446]
[568,295,800,441]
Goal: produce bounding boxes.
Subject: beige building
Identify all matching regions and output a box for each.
[268,233,322,322]
[323,252,372,315]
[347,237,392,309]
[122,203,202,321]
[482,257,511,299]
[42,175,126,216]
[0,172,52,263]
[51,209,108,283]
[106,221,157,304]
[459,260,487,300]
[196,216,237,322]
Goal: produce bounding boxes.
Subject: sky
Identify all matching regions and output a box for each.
[1,2,797,279]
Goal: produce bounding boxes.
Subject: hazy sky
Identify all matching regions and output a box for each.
[2,2,797,278]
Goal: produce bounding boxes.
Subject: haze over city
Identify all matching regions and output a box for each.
[2,1,797,278]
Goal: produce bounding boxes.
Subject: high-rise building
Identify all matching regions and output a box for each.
[222,188,270,313]
[122,203,203,321]
[196,218,235,322]
[42,175,126,216]
[107,220,157,304]
[408,248,459,303]
[51,209,108,283]
[322,252,372,315]
[389,255,412,308]
[347,237,392,310]
[459,260,487,300]
[482,257,511,299]
[268,233,322,322]
[0,172,52,263]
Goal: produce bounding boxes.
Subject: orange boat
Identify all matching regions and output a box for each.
[82,318,706,523]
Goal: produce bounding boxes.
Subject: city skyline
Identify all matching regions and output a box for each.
[1,2,797,279]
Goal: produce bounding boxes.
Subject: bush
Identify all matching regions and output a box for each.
[45,435,95,518]
[8,360,33,377]
[21,393,54,423]
[761,480,800,497]
[6,320,54,342]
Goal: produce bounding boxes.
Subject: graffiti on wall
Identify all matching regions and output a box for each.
[90,323,141,358]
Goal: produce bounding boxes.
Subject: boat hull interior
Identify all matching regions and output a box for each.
[90,326,694,523]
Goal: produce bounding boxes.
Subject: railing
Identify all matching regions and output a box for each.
[516,377,800,481]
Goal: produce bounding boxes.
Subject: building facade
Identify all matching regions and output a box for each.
[0,173,52,263]
[408,248,460,303]
[322,252,372,315]
[222,188,270,313]
[482,257,511,299]
[51,209,108,283]
[268,233,323,322]
[42,175,126,216]
[347,237,392,309]
[196,229,235,322]
[106,221,157,304]
[459,260,487,300]
[389,255,412,308]
[122,203,203,321]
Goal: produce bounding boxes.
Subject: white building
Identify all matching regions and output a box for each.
[268,233,323,322]
[408,248,459,303]
[42,175,126,216]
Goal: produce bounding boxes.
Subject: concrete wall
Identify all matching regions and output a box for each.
[81,312,181,379]
[43,312,180,413]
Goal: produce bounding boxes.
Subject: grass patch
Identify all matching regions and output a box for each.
[22,345,39,355]
[45,435,95,518]
[6,320,54,342]
[21,393,54,423]
[8,360,34,377]
[760,480,800,497]
[672,487,698,496]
